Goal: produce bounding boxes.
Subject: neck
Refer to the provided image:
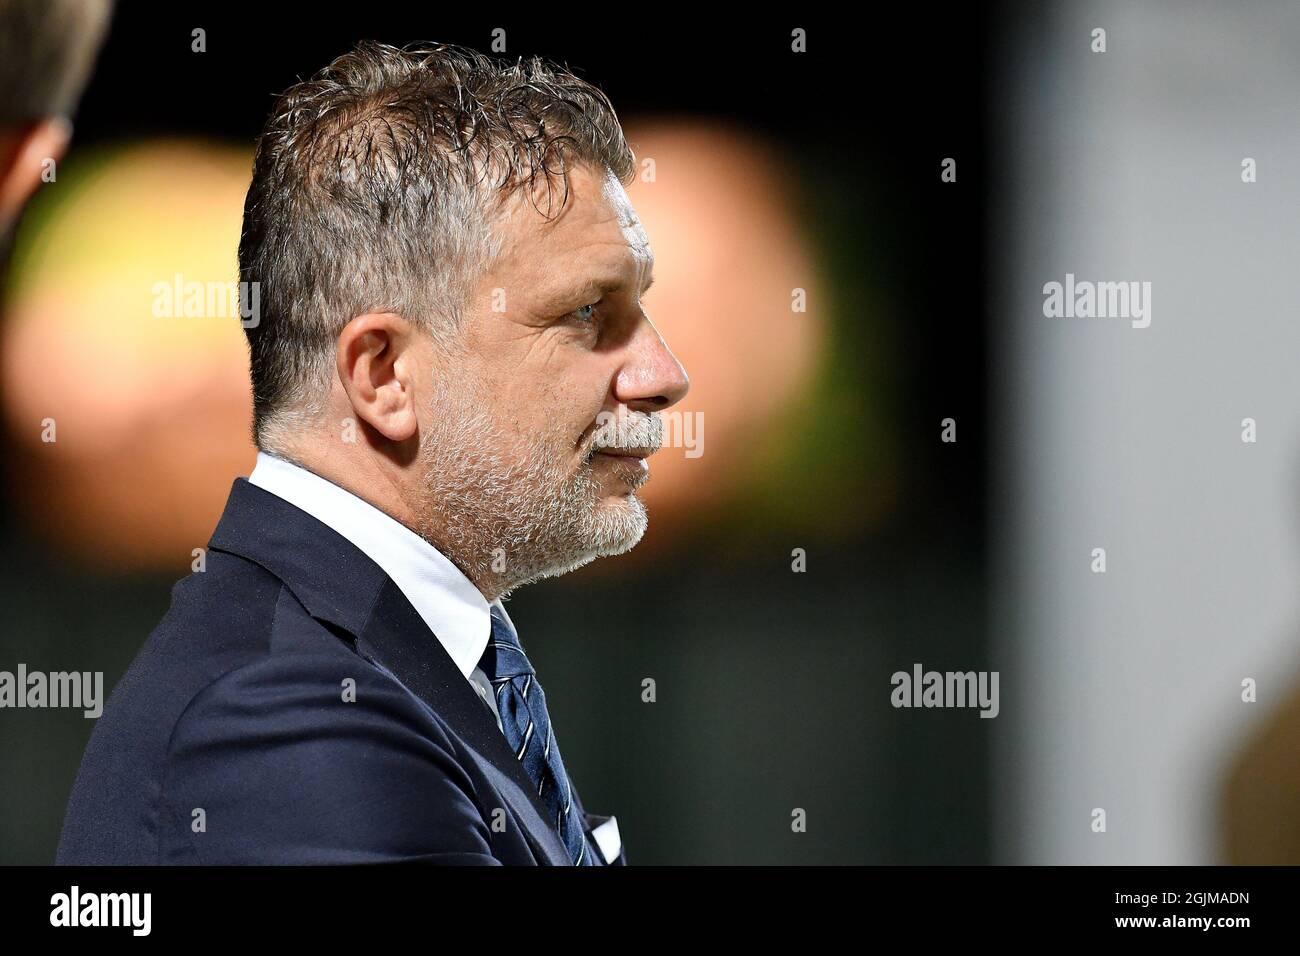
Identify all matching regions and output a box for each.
[259,439,508,602]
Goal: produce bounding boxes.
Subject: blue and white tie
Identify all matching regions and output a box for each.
[480,605,597,865]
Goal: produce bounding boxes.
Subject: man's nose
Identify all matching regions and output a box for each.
[615,318,690,412]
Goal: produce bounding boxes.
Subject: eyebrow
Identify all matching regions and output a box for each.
[591,268,655,295]
[544,268,655,312]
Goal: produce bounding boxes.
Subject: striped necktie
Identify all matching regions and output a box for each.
[480,604,597,865]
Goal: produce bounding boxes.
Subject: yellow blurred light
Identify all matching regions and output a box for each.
[3,140,256,568]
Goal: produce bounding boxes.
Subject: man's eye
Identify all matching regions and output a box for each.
[570,303,598,324]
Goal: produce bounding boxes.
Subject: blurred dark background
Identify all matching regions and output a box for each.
[0,5,990,863]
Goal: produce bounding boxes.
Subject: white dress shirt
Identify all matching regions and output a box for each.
[247,450,508,735]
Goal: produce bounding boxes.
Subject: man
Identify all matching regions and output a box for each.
[56,40,689,865]
[0,0,111,866]
[0,0,111,239]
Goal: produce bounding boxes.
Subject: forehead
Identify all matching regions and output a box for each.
[491,164,652,290]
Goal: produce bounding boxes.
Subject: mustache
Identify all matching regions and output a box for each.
[585,410,663,457]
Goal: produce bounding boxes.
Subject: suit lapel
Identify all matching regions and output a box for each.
[353,578,572,865]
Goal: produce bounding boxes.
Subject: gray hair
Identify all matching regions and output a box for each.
[237,40,636,449]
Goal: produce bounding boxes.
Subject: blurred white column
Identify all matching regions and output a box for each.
[993,0,1300,863]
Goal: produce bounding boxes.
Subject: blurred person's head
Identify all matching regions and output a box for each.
[0,0,112,235]
[238,41,689,600]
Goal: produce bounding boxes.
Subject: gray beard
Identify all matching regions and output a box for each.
[410,384,648,600]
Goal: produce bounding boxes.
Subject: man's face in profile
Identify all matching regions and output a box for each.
[413,163,689,593]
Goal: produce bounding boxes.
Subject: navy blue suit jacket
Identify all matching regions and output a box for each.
[56,478,624,865]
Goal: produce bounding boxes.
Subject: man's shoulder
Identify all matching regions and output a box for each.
[103,543,408,741]
[117,548,349,703]
[56,549,403,864]
[162,546,358,658]
[58,547,494,864]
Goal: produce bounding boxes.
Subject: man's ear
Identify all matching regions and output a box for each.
[0,117,72,230]
[336,312,422,444]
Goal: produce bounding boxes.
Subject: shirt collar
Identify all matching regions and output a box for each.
[247,450,514,680]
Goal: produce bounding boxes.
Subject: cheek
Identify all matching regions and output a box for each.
[486,346,614,449]
[547,362,616,438]
[483,381,591,455]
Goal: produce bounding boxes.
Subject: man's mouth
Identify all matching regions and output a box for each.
[593,447,655,461]
[588,447,656,484]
